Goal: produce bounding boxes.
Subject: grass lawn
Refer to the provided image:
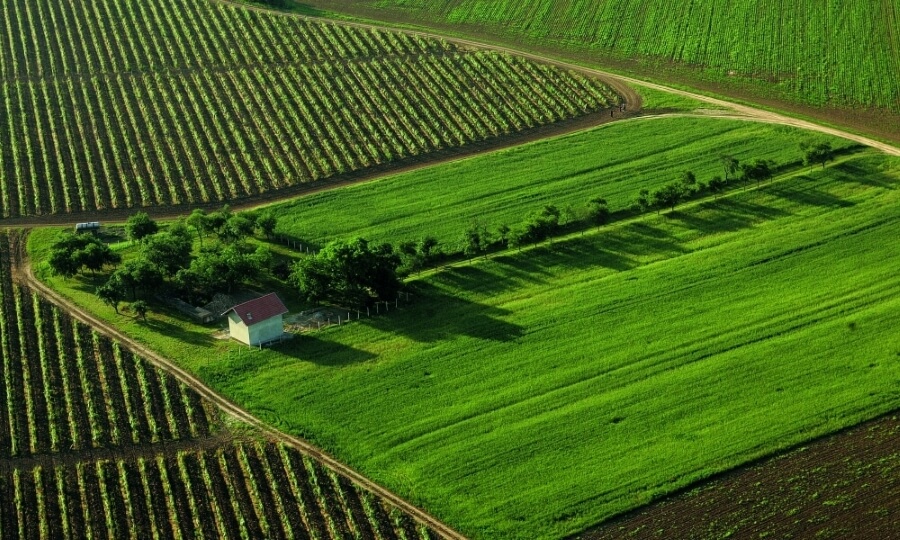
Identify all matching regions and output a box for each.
[268,116,851,250]
[32,148,900,538]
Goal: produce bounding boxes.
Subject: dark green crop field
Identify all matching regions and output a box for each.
[0,0,617,218]
[316,0,900,124]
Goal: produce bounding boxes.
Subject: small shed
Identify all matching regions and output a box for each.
[222,293,288,346]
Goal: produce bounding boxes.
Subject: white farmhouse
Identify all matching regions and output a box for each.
[222,293,288,346]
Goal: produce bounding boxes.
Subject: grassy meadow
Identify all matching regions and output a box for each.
[33,145,900,537]
[269,116,850,249]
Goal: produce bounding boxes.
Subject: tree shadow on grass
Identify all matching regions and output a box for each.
[672,198,792,234]
[767,177,857,209]
[829,160,899,189]
[272,333,378,366]
[141,316,217,347]
[362,281,524,343]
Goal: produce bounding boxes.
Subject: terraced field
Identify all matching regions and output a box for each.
[0,0,619,218]
[0,232,448,539]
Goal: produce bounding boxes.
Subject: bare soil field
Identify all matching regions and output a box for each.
[579,413,900,539]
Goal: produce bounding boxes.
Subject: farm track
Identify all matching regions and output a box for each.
[6,230,468,540]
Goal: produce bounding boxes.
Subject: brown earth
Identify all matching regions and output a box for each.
[576,413,900,540]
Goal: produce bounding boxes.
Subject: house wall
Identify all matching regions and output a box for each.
[228,312,251,345]
[247,315,284,346]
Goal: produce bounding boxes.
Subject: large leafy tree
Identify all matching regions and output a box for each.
[125,212,158,243]
[291,238,401,306]
[142,232,192,277]
[48,233,120,277]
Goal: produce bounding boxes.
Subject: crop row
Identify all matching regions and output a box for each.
[0,239,212,457]
[0,0,619,217]
[0,441,442,540]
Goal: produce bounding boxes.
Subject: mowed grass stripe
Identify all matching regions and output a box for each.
[218,153,900,539]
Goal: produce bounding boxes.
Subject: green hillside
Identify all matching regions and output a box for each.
[315,0,900,127]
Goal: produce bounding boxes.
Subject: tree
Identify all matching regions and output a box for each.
[587,197,610,229]
[125,212,158,243]
[680,170,697,193]
[741,159,774,187]
[463,224,482,258]
[187,209,209,246]
[651,183,685,214]
[496,224,511,247]
[720,155,740,181]
[708,175,727,198]
[290,238,401,306]
[47,233,118,277]
[221,215,254,243]
[132,300,149,322]
[80,242,121,274]
[256,211,277,239]
[206,205,232,236]
[113,258,163,300]
[142,232,192,277]
[633,188,652,213]
[521,205,561,244]
[48,247,82,278]
[96,278,126,314]
[419,236,439,263]
[802,141,834,169]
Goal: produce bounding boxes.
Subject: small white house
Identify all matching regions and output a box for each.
[222,293,288,346]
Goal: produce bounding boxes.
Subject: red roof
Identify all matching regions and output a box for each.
[223,293,288,327]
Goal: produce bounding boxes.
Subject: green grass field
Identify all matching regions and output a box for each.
[270,116,850,248]
[315,0,900,116]
[217,153,900,538]
[33,144,900,537]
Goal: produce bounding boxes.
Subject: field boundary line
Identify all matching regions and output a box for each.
[9,232,468,540]
[211,0,900,158]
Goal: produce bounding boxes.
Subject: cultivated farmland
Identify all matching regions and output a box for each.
[317,0,900,116]
[0,0,619,218]
[583,414,900,540]
[0,232,449,539]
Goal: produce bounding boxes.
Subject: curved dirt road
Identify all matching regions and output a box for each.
[8,232,467,540]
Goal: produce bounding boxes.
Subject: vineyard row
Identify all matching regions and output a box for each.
[0,238,213,458]
[0,441,442,540]
[0,0,619,218]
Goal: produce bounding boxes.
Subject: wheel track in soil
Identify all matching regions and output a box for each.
[6,230,468,540]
